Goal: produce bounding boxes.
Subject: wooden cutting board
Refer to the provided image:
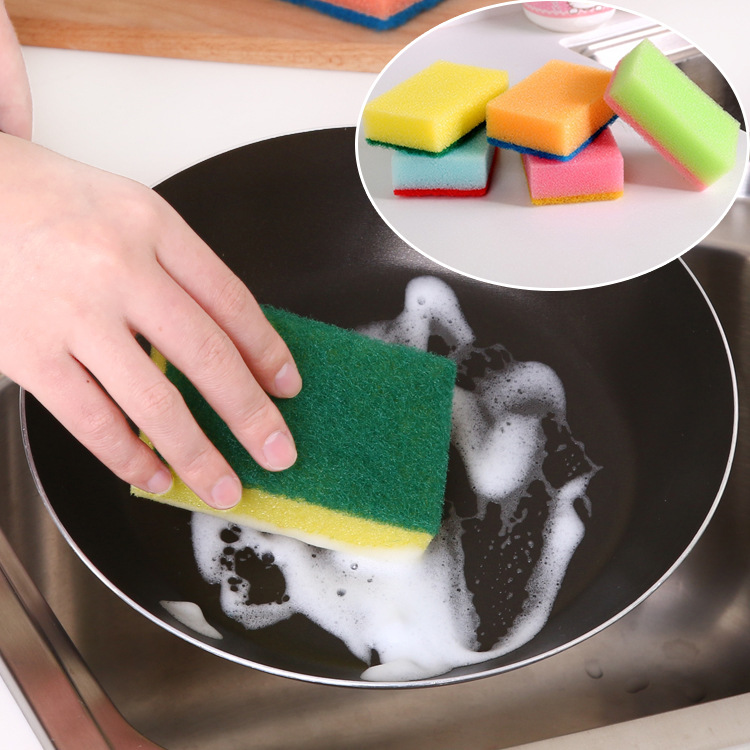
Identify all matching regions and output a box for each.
[7,0,512,72]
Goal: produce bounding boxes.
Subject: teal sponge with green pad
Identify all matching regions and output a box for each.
[131,307,457,559]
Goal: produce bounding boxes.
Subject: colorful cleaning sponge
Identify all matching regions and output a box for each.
[522,127,624,205]
[363,60,509,153]
[392,126,497,197]
[486,59,616,160]
[604,38,740,189]
[131,307,457,559]
[279,0,445,29]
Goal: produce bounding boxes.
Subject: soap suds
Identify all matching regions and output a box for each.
[160,600,223,640]
[192,276,599,681]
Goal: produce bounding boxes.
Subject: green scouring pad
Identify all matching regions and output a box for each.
[131,306,457,559]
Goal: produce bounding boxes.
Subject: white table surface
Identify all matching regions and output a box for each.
[3,0,750,747]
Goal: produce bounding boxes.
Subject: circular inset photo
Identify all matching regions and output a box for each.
[356,1,748,290]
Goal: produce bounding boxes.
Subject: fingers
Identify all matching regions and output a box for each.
[28,353,174,496]
[91,335,248,509]
[68,267,298,510]
[34,343,245,510]
[124,269,298,471]
[153,200,302,400]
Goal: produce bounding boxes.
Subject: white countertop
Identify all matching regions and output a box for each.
[4,0,750,747]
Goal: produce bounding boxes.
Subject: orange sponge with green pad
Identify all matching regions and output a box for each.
[486,59,616,161]
[604,38,740,189]
[363,60,509,153]
[131,307,457,559]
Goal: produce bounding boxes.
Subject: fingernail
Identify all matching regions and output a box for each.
[263,430,297,471]
[211,475,242,509]
[274,362,302,398]
[147,466,173,495]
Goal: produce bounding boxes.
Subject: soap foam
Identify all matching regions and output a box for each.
[191,276,599,681]
[160,600,223,640]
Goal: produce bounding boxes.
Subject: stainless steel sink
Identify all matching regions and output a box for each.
[2,23,748,746]
[0,194,749,749]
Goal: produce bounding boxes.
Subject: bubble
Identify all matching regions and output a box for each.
[585,659,604,679]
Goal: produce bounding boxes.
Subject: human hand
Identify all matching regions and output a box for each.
[0,1,32,139]
[0,134,301,509]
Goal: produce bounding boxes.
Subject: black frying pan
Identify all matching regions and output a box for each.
[21,128,736,687]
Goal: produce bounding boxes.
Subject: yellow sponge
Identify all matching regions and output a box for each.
[486,60,616,160]
[132,307,457,559]
[363,60,509,153]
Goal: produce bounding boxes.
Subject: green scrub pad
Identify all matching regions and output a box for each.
[604,38,741,188]
[132,307,457,559]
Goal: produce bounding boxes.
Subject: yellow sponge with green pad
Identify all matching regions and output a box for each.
[604,38,741,189]
[131,307,457,559]
[363,60,509,153]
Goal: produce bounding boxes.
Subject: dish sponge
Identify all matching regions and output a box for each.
[363,60,509,153]
[131,307,457,559]
[279,0,445,30]
[392,126,497,196]
[522,127,624,205]
[604,38,740,189]
[486,59,616,160]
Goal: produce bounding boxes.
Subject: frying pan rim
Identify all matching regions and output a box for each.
[17,126,739,689]
[18,253,737,689]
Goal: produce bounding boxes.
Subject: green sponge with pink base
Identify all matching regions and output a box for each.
[604,39,740,189]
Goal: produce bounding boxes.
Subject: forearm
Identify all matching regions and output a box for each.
[0,0,32,139]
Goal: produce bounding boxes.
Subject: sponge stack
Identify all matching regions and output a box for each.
[363,60,507,196]
[604,38,741,189]
[132,307,457,559]
[361,43,741,206]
